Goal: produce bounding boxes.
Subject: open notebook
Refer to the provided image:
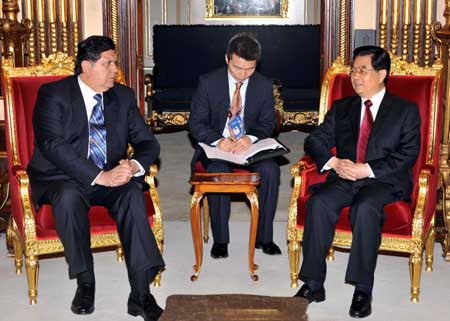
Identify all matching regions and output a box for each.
[199,138,290,166]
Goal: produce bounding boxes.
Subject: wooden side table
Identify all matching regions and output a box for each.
[189,172,260,282]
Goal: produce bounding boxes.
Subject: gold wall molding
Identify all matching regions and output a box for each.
[380,0,436,66]
[14,0,82,65]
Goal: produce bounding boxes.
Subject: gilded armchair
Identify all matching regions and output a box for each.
[1,53,164,304]
[287,56,443,302]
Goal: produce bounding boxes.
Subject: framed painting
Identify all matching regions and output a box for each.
[206,0,289,18]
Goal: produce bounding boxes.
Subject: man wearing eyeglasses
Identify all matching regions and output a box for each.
[294,46,420,318]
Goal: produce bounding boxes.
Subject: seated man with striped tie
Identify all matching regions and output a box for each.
[27,36,164,321]
[189,33,281,259]
[294,46,421,318]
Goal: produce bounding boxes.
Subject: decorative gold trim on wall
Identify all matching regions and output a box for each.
[402,0,411,61]
[24,0,36,65]
[48,0,57,54]
[70,0,79,55]
[379,0,436,67]
[391,0,400,54]
[413,0,423,64]
[338,0,348,62]
[12,0,82,65]
[60,0,69,54]
[36,0,46,59]
[380,0,388,49]
[110,0,119,53]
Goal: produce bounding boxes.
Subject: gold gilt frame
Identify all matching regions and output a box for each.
[2,53,164,304]
[206,0,288,19]
[286,55,442,303]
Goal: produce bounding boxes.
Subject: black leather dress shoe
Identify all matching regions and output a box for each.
[71,283,95,315]
[255,242,282,255]
[349,290,372,318]
[294,284,326,303]
[211,243,228,259]
[128,293,164,321]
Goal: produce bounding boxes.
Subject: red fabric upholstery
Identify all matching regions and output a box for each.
[194,160,250,173]
[35,193,155,240]
[296,73,441,239]
[3,75,156,242]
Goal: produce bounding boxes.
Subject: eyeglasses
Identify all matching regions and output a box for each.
[349,68,376,77]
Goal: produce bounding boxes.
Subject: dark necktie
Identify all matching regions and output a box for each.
[88,94,106,169]
[356,99,373,163]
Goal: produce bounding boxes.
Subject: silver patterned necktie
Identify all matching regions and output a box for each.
[88,94,106,169]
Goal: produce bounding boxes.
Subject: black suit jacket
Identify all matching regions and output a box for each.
[27,75,160,204]
[304,91,421,201]
[188,67,276,170]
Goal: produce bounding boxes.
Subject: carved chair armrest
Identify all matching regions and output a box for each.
[144,73,154,103]
[291,156,317,177]
[144,73,158,128]
[11,167,38,240]
[411,168,433,239]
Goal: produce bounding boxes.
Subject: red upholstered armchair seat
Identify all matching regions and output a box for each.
[35,193,155,239]
[194,160,250,173]
[295,163,413,237]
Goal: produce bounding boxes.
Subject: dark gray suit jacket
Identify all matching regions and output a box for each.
[188,67,276,170]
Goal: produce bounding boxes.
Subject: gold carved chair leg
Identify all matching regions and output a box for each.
[288,240,301,288]
[190,191,204,281]
[11,221,23,274]
[425,220,435,272]
[202,197,209,243]
[246,191,259,282]
[25,255,39,305]
[409,249,423,303]
[444,198,450,261]
[153,271,162,287]
[327,247,335,261]
[116,245,124,262]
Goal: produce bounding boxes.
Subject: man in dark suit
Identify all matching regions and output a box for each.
[189,33,281,259]
[27,36,164,321]
[294,46,421,318]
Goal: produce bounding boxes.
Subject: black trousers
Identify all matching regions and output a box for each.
[299,178,399,288]
[38,179,165,295]
[201,157,280,244]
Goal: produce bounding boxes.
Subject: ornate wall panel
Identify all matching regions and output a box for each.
[103,0,144,113]
[379,0,437,66]
[321,0,353,71]
[21,0,82,66]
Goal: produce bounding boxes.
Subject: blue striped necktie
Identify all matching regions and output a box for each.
[88,94,106,169]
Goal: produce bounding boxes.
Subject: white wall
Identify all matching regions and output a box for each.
[82,0,103,37]
[354,0,377,29]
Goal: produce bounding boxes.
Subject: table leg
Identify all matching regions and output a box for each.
[190,191,203,281]
[246,191,259,282]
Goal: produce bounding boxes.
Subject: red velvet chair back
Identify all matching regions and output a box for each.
[3,74,68,237]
